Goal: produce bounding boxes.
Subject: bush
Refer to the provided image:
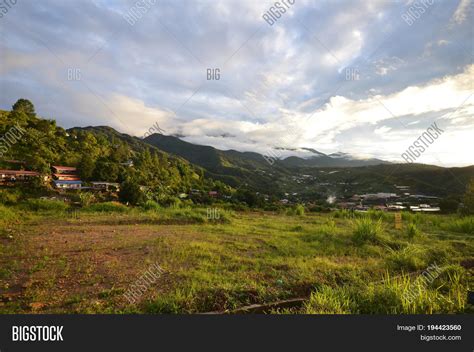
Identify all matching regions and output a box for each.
[352,217,382,244]
[82,202,129,213]
[23,199,68,212]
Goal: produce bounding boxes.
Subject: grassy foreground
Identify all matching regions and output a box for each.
[1,204,473,314]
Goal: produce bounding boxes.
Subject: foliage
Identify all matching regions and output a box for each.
[460,179,474,215]
[12,98,36,118]
[119,180,145,206]
[439,197,460,214]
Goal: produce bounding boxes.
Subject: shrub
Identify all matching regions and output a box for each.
[82,202,128,213]
[23,199,68,212]
[352,217,382,244]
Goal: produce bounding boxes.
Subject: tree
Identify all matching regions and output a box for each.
[119,179,144,205]
[79,155,95,180]
[461,179,474,215]
[439,197,460,214]
[12,99,36,118]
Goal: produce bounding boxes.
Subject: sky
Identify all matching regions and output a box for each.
[0,0,473,166]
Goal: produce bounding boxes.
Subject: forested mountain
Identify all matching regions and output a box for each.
[1,99,472,202]
[144,133,291,191]
[0,100,223,196]
[144,133,473,199]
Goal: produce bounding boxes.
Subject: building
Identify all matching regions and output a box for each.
[53,180,82,190]
[208,191,218,198]
[410,204,440,212]
[91,182,120,192]
[0,169,41,184]
[52,165,77,174]
[51,165,81,182]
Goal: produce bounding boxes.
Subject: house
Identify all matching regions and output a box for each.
[0,169,41,184]
[91,182,120,192]
[120,160,134,167]
[208,191,218,198]
[410,204,440,212]
[52,165,77,174]
[52,165,81,181]
[53,180,82,190]
[337,202,357,209]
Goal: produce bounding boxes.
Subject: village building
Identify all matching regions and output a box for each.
[0,169,41,184]
[91,182,120,192]
[53,180,82,190]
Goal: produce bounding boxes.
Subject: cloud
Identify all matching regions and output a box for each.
[0,0,472,166]
[451,0,471,24]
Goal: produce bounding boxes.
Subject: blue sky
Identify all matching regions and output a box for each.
[0,0,473,166]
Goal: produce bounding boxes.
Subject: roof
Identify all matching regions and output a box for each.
[0,169,40,176]
[53,180,82,185]
[52,165,77,171]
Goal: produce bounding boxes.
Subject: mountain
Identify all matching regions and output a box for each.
[143,134,473,199]
[143,133,290,191]
[144,134,390,170]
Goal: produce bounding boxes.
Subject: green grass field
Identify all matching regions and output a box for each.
[1,203,473,314]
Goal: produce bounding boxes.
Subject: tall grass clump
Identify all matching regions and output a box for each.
[363,209,391,221]
[286,204,305,216]
[359,269,467,314]
[406,223,420,239]
[352,217,383,244]
[0,190,21,205]
[141,200,162,211]
[333,209,353,219]
[82,201,129,213]
[385,245,427,272]
[0,204,18,229]
[442,217,474,234]
[304,286,354,314]
[22,199,69,212]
